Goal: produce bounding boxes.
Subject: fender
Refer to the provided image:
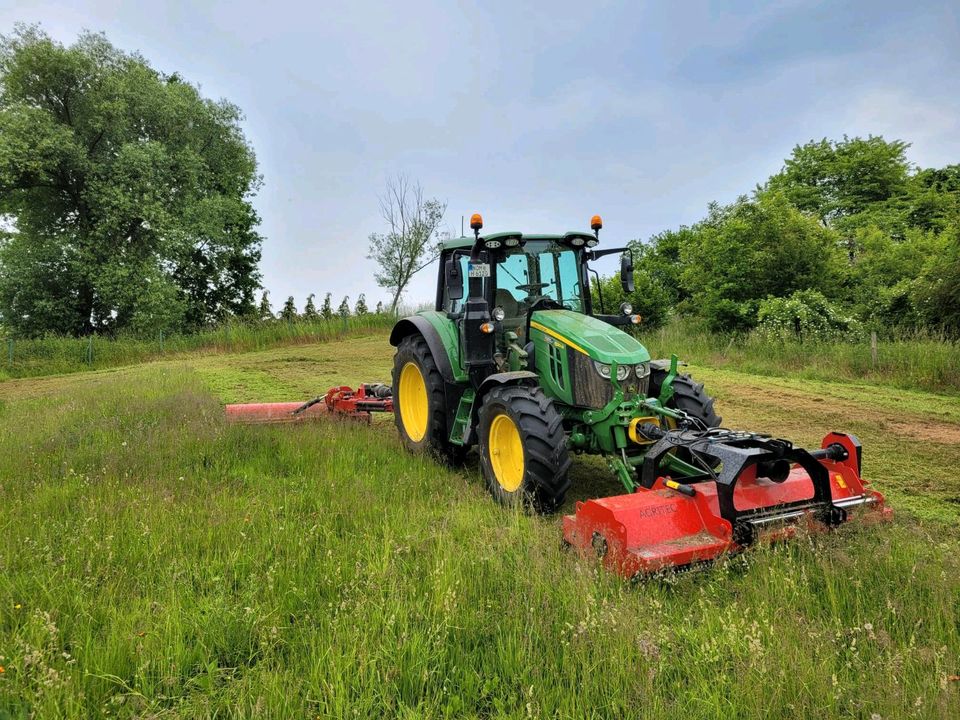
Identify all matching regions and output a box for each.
[390,316,457,383]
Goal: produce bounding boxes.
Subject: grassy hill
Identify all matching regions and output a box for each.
[0,331,958,718]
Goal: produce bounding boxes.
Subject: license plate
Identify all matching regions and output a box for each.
[468,262,490,278]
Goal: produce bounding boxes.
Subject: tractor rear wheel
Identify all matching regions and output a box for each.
[650,365,722,428]
[392,334,465,465]
[478,385,572,513]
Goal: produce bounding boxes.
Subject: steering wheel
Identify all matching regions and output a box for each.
[516,282,549,293]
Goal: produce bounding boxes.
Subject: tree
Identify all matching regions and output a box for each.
[914,227,960,334]
[628,227,697,308]
[354,293,368,315]
[258,291,273,321]
[279,295,297,322]
[767,136,911,228]
[375,300,384,314]
[0,26,262,337]
[321,292,333,320]
[367,174,446,313]
[303,293,318,319]
[337,295,350,317]
[679,192,844,331]
[590,270,672,331]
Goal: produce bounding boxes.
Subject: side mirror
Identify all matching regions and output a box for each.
[620,252,634,294]
[445,257,464,301]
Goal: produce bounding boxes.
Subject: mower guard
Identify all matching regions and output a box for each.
[562,431,891,578]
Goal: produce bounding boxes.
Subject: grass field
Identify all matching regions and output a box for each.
[0,330,958,718]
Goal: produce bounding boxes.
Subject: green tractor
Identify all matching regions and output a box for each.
[389,213,720,512]
[228,211,889,575]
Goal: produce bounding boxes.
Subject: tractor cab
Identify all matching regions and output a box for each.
[437,215,645,389]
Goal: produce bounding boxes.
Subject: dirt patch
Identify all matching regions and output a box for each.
[725,383,960,446]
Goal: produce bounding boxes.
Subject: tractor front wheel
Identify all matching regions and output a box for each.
[478,385,571,513]
[650,366,722,428]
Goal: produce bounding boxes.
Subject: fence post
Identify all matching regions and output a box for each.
[87,336,94,365]
[870,331,878,368]
[159,330,164,353]
[6,339,12,365]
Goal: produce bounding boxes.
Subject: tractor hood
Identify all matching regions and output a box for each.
[529,310,650,365]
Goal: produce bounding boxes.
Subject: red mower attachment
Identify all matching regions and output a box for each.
[225,383,393,424]
[563,430,891,578]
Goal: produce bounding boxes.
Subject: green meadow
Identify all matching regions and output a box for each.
[0,331,958,718]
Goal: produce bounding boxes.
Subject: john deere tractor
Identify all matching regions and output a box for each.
[229,212,890,574]
[389,214,720,512]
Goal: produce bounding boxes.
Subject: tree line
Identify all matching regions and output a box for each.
[255,291,386,322]
[599,136,960,340]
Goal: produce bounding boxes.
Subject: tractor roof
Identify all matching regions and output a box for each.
[441,232,569,251]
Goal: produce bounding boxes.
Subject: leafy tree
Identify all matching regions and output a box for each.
[320,292,333,320]
[590,266,672,330]
[375,300,384,314]
[904,165,960,233]
[767,136,911,228]
[354,293,368,315]
[0,26,262,337]
[628,228,696,308]
[337,296,350,317]
[257,291,273,321]
[679,192,844,331]
[367,174,446,313]
[279,295,297,322]
[914,227,960,334]
[303,293,318,319]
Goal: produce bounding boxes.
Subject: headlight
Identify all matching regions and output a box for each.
[592,361,629,381]
[592,360,611,379]
[620,302,633,315]
[491,306,505,322]
[635,362,650,379]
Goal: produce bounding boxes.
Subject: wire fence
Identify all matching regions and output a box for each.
[1,313,397,379]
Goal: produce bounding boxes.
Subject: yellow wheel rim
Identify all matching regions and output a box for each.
[398,362,428,442]
[489,413,524,492]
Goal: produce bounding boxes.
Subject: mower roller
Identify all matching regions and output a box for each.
[228,214,890,577]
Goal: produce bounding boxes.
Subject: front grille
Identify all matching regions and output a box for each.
[568,349,650,408]
[569,349,613,408]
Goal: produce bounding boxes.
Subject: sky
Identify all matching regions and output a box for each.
[3,0,959,310]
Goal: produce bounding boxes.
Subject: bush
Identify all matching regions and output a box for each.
[755,290,862,342]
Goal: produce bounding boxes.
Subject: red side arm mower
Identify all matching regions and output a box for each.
[225,383,393,424]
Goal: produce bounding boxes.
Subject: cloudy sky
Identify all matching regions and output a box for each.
[4,1,959,310]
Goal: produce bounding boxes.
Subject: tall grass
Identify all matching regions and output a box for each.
[0,366,956,717]
[0,314,395,379]
[641,318,960,394]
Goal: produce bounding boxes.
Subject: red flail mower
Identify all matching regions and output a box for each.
[561,428,890,577]
[226,384,889,579]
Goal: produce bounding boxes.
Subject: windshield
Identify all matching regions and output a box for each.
[495,241,584,318]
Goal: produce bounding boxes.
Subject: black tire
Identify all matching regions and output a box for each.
[477,384,572,513]
[392,334,465,465]
[649,365,722,429]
